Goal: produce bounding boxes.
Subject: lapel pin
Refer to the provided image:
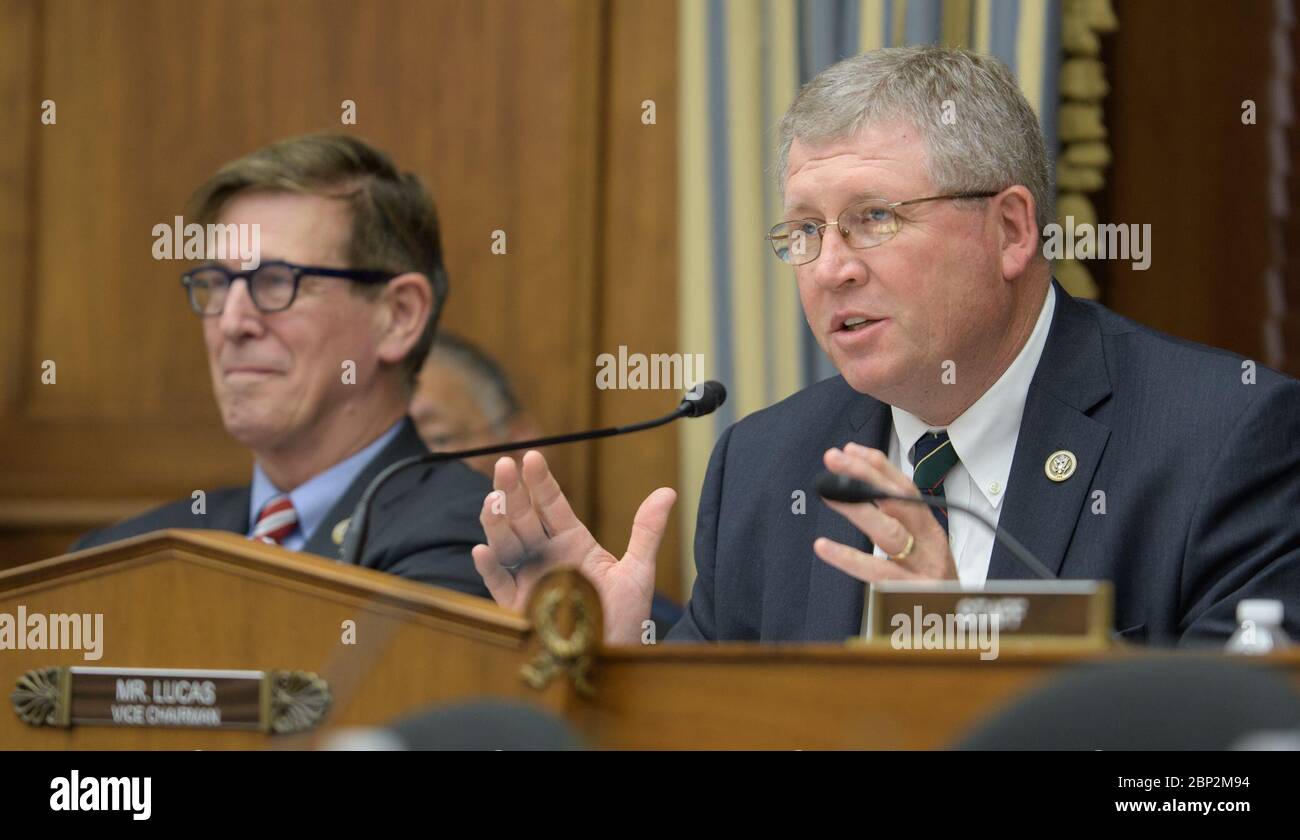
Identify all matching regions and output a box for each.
[1045,450,1077,482]
[331,517,351,546]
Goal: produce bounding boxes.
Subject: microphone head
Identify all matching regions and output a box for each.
[680,380,727,417]
[814,470,882,504]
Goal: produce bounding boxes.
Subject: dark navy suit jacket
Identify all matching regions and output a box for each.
[72,418,492,598]
[668,281,1300,645]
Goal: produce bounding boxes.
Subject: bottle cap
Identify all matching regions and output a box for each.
[1237,599,1284,626]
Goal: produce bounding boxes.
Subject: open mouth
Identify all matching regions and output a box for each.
[838,316,882,332]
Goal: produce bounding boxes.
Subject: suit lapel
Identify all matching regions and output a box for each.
[209,487,252,534]
[987,281,1112,579]
[301,417,430,559]
[803,393,893,640]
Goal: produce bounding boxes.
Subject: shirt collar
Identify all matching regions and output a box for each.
[249,419,405,542]
[891,284,1056,509]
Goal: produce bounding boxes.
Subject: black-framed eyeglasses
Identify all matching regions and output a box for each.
[179,260,399,316]
[766,191,1000,266]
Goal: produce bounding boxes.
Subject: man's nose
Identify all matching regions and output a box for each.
[808,225,867,291]
[217,279,266,339]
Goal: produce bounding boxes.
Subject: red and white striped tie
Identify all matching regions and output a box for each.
[252,495,298,546]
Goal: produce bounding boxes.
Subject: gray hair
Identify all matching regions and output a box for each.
[776,46,1053,235]
[424,333,520,430]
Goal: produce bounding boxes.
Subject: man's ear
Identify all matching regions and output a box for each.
[375,272,433,366]
[993,185,1040,280]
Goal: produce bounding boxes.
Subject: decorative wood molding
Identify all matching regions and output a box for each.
[1057,0,1119,298]
[521,568,603,696]
[1270,0,1297,374]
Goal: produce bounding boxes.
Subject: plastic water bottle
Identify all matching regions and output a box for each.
[1225,599,1290,654]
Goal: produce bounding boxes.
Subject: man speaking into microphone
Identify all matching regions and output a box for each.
[472,46,1300,645]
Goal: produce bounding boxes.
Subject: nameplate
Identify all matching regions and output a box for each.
[11,666,331,734]
[860,580,1113,651]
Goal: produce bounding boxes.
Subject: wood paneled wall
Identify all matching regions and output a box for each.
[1102,0,1292,375]
[0,0,683,596]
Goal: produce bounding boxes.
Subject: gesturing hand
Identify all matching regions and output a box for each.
[471,450,677,644]
[813,442,959,583]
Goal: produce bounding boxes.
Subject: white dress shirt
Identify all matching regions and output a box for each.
[872,285,1056,585]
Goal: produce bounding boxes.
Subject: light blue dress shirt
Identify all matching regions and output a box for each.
[247,420,404,550]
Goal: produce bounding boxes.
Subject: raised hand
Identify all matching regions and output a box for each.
[471,450,676,644]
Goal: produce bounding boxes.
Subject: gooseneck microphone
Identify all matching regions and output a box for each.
[340,381,728,566]
[814,471,1057,580]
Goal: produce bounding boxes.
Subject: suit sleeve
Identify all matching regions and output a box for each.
[666,424,734,642]
[68,497,217,554]
[371,464,493,599]
[1180,376,1300,643]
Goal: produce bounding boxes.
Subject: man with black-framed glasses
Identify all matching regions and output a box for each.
[74,134,491,598]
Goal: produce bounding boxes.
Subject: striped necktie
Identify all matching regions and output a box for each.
[252,494,298,546]
[910,431,960,535]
